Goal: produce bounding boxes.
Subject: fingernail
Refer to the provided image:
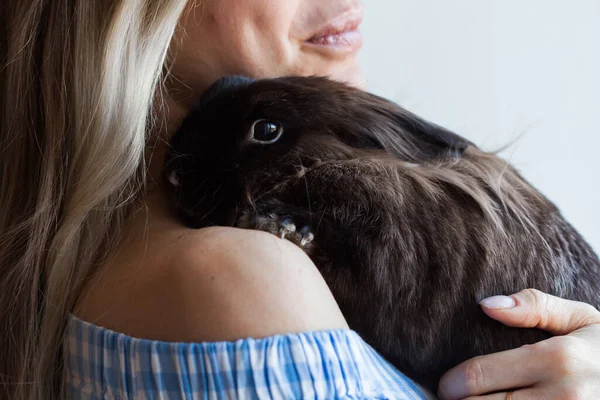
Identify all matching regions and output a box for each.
[437,371,464,400]
[479,295,516,309]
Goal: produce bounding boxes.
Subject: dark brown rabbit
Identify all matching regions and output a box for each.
[163,75,600,392]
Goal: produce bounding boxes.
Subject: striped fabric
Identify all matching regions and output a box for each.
[64,315,430,399]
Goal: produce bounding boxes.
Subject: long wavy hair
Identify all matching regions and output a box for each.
[0,0,189,398]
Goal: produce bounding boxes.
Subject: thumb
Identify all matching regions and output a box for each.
[479,289,600,335]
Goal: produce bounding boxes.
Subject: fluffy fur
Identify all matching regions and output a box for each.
[163,75,600,391]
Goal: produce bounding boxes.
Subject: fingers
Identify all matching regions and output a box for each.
[439,289,600,400]
[437,345,548,400]
[462,393,515,400]
[462,385,594,400]
[478,289,600,335]
[462,392,529,400]
[439,331,600,400]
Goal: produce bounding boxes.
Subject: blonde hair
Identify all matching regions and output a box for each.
[0,0,189,398]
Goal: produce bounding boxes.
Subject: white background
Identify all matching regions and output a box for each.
[359,0,599,253]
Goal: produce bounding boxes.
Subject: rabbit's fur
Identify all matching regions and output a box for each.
[163,76,600,391]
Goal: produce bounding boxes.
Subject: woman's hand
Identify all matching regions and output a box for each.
[437,289,600,400]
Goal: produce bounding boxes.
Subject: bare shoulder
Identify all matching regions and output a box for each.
[75,194,347,342]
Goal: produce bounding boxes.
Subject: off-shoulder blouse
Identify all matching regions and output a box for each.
[64,314,430,399]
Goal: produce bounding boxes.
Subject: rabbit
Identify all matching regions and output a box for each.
[162,75,600,391]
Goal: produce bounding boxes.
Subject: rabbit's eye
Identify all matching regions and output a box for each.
[249,119,283,144]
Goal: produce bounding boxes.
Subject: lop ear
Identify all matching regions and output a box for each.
[369,92,473,162]
[386,103,473,160]
[333,89,474,163]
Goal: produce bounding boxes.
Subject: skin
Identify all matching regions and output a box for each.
[76,0,600,397]
[438,290,600,400]
[160,0,365,146]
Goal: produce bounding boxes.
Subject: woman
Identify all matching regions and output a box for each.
[1,0,599,399]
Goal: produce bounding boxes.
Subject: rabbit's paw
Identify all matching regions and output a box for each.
[238,212,314,248]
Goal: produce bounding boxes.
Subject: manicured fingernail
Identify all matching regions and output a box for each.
[479,295,516,309]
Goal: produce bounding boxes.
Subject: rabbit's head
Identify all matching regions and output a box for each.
[164,75,471,227]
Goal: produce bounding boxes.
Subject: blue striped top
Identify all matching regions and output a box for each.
[64,315,432,399]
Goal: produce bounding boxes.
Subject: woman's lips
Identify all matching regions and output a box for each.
[305,10,364,54]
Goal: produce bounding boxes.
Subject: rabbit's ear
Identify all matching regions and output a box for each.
[337,91,474,163]
[386,105,473,160]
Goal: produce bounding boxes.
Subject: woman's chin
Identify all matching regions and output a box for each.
[329,62,366,89]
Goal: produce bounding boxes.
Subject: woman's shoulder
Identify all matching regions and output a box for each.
[74,193,348,343]
[70,193,432,400]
